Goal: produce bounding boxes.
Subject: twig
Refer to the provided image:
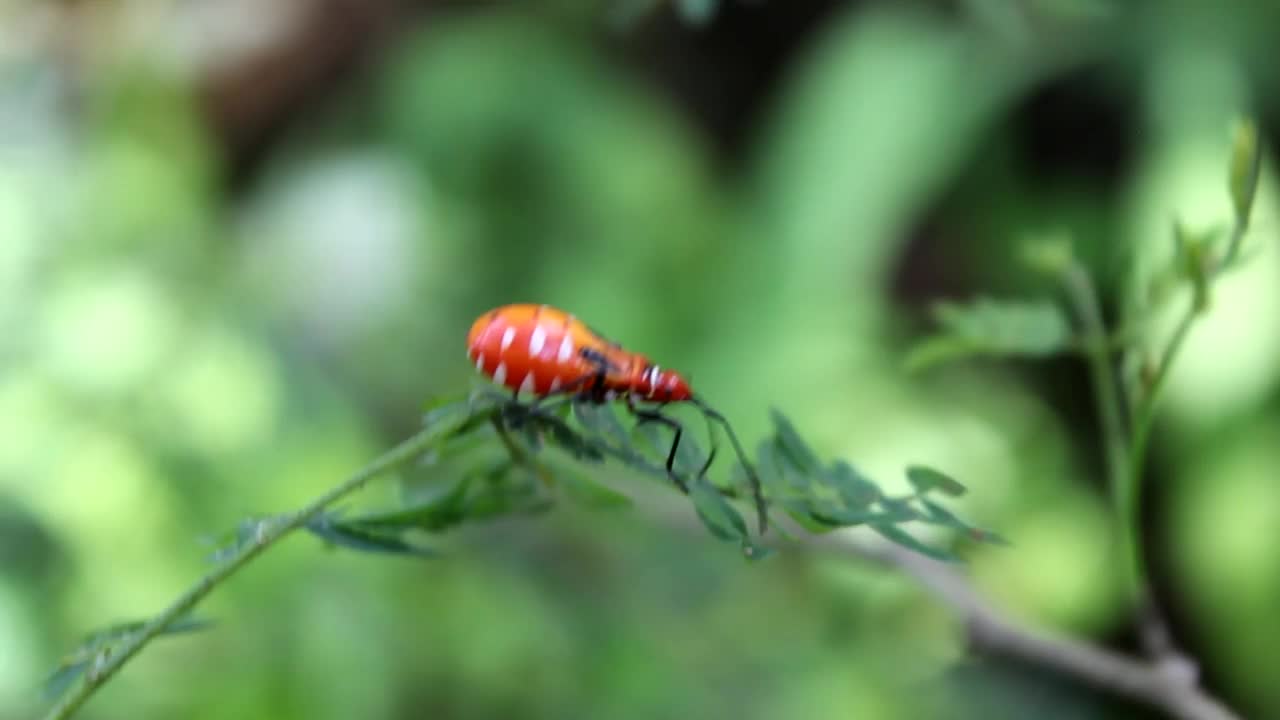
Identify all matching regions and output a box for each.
[625,483,1241,720]
[42,422,456,720]
[1061,264,1131,528]
[810,531,1241,720]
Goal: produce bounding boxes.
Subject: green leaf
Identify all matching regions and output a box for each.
[809,491,920,526]
[44,661,89,702]
[871,523,959,563]
[306,513,437,558]
[573,402,631,450]
[45,616,214,700]
[423,396,479,432]
[756,439,810,497]
[920,499,1011,546]
[206,516,280,563]
[907,297,1071,372]
[1230,118,1261,228]
[770,409,822,474]
[906,465,967,497]
[877,496,922,520]
[422,392,469,415]
[529,411,606,463]
[808,508,904,527]
[633,421,708,478]
[376,474,477,532]
[775,497,837,533]
[555,465,633,509]
[689,477,748,543]
[825,461,881,508]
[754,440,784,492]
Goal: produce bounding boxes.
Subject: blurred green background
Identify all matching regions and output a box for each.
[3,1,1279,718]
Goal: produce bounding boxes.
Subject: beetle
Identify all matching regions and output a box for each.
[467,303,767,533]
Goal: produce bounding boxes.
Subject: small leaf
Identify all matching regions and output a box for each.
[754,440,785,492]
[920,499,1011,546]
[777,497,839,533]
[770,410,822,474]
[376,474,477,532]
[206,516,279,563]
[634,418,709,477]
[46,616,214,700]
[573,402,630,449]
[756,439,810,497]
[808,508,904,527]
[555,465,633,509]
[907,297,1071,372]
[423,397,478,433]
[689,477,748,543]
[306,513,436,558]
[871,523,959,563]
[878,496,922,520]
[1229,118,1261,228]
[906,465,967,497]
[904,336,980,373]
[825,461,881,508]
[532,412,606,463]
[44,661,89,701]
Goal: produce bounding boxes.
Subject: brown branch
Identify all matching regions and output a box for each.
[809,531,1240,720]
[632,487,1240,720]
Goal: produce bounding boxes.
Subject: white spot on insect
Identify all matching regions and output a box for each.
[557,335,573,362]
[647,366,660,398]
[530,325,547,355]
[605,390,618,401]
[494,362,508,385]
[519,372,536,395]
[500,327,515,352]
[550,376,563,393]
[476,354,485,372]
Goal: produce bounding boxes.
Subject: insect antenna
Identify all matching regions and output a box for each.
[691,396,768,535]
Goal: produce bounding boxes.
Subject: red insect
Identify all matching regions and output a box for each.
[468,303,766,532]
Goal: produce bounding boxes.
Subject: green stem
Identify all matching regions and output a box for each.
[491,414,554,486]
[43,422,457,720]
[1063,262,1165,611]
[1063,265,1131,517]
[1126,307,1196,530]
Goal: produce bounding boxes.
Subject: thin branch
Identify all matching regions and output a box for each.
[810,531,1241,720]
[42,423,454,720]
[1062,264,1131,521]
[624,483,1241,720]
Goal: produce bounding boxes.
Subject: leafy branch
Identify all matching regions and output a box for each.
[43,389,996,719]
[907,120,1262,715]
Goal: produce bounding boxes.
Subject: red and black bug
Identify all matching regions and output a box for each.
[468,303,766,532]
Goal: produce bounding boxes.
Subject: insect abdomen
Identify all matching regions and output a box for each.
[467,304,599,396]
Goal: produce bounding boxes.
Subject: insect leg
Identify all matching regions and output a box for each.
[625,398,693,494]
[691,397,768,535]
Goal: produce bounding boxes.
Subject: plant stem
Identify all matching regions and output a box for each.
[1063,265,1131,521]
[1125,307,1195,532]
[491,414,554,486]
[43,421,458,720]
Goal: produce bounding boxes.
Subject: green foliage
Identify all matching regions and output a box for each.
[44,617,213,701]
[1229,119,1261,230]
[906,465,967,497]
[276,394,1000,566]
[906,298,1073,372]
